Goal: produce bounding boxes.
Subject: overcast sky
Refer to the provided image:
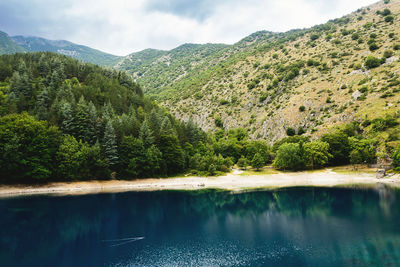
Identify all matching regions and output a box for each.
[0,0,378,56]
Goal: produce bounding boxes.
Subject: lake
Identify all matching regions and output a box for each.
[1,187,400,266]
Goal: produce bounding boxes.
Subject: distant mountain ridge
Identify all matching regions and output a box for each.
[0,31,26,54]
[0,30,121,66]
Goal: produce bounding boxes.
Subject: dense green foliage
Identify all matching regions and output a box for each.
[117,44,229,96]
[272,122,381,171]
[0,52,238,182]
[273,143,304,170]
[0,31,122,66]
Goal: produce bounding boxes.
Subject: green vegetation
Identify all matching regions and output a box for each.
[10,34,121,66]
[273,143,304,170]
[2,0,400,181]
[0,31,26,54]
[0,52,236,182]
[365,56,384,69]
[271,120,388,171]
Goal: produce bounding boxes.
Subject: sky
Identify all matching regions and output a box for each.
[0,0,378,56]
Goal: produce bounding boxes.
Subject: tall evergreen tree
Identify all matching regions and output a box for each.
[139,119,155,147]
[60,101,75,136]
[87,101,98,145]
[36,88,50,120]
[38,54,50,77]
[148,109,162,141]
[160,116,176,136]
[75,96,90,142]
[103,120,119,169]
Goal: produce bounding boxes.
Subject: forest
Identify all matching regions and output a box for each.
[0,52,272,182]
[1,52,400,183]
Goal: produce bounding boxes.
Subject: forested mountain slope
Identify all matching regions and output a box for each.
[0,52,231,181]
[11,35,121,66]
[0,31,121,66]
[116,0,400,144]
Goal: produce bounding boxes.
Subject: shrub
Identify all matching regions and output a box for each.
[370,115,398,131]
[214,117,224,128]
[369,43,379,51]
[259,92,268,102]
[237,156,248,170]
[286,127,296,136]
[385,15,394,23]
[297,127,306,135]
[352,33,360,40]
[382,9,391,16]
[299,105,306,112]
[219,99,229,105]
[365,56,382,69]
[384,50,394,58]
[392,146,400,169]
[310,34,320,41]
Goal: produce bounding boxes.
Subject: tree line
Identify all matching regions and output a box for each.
[0,53,272,182]
[0,52,398,183]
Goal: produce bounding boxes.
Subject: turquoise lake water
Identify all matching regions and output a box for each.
[1,187,400,266]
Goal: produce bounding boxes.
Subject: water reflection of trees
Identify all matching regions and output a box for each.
[0,188,400,265]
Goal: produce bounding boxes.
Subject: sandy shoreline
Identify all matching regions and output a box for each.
[1,168,400,197]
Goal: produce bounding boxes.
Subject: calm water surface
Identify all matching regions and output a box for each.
[1,187,400,266]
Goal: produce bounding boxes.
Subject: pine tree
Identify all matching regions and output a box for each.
[139,119,155,147]
[160,116,176,136]
[17,59,27,75]
[15,60,33,100]
[87,101,98,145]
[103,120,119,169]
[186,117,201,144]
[36,88,50,120]
[60,101,75,135]
[148,109,162,141]
[5,92,18,114]
[102,102,114,120]
[9,72,22,97]
[56,83,74,103]
[145,145,163,176]
[75,96,90,142]
[38,54,50,77]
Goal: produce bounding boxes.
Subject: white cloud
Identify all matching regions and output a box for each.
[0,0,378,56]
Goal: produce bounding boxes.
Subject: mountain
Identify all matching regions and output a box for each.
[0,31,26,54]
[116,0,400,143]
[11,35,121,66]
[115,43,229,96]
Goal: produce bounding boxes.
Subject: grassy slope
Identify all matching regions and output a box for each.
[118,0,400,145]
[114,43,232,96]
